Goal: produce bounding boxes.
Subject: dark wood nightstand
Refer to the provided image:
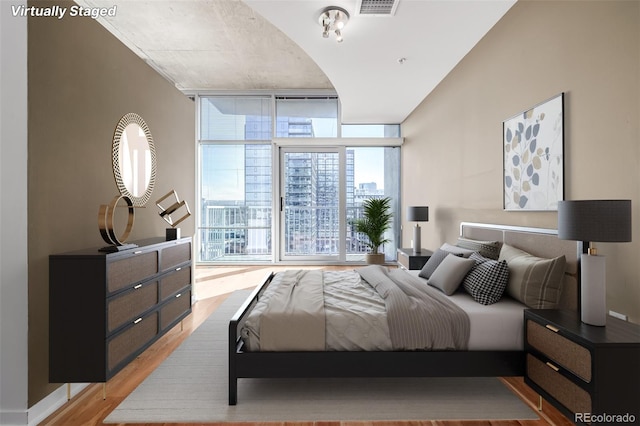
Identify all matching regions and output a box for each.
[524,309,640,424]
[396,248,432,270]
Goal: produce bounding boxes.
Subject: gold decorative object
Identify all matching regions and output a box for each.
[112,113,156,207]
[99,113,156,251]
[98,195,135,249]
[156,190,191,228]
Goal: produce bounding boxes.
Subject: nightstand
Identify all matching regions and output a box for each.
[397,248,432,270]
[524,309,640,424]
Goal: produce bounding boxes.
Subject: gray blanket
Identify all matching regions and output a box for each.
[259,269,325,351]
[358,265,470,350]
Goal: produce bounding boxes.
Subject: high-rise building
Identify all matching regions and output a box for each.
[201,114,380,261]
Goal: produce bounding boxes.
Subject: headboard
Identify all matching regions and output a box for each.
[459,222,579,312]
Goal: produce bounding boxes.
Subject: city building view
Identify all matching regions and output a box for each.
[198,96,399,263]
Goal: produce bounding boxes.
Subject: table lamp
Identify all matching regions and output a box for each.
[407,206,429,254]
[558,200,632,326]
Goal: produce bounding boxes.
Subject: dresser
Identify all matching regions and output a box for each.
[49,237,192,383]
[524,309,640,424]
[397,248,433,270]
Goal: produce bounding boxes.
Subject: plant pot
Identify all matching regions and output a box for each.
[365,253,385,264]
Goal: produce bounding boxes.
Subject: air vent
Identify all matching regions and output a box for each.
[356,0,399,16]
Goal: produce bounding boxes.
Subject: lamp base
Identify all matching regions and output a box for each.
[413,224,421,254]
[581,253,606,326]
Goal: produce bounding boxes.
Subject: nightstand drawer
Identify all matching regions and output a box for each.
[527,354,592,414]
[526,319,592,382]
[397,248,432,270]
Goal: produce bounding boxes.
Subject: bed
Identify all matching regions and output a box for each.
[228,222,580,405]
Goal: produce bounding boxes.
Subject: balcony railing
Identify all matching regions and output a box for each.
[198,205,392,262]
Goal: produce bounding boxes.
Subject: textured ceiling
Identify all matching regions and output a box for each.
[77,0,515,123]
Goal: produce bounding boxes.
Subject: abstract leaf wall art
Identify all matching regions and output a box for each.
[503,93,564,211]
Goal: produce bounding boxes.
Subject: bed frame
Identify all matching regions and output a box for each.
[228,222,580,405]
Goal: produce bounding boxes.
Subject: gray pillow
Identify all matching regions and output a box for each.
[418,248,463,279]
[427,254,476,295]
[456,237,502,260]
[440,242,475,258]
[499,243,566,308]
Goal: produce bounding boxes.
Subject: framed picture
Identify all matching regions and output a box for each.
[503,93,564,211]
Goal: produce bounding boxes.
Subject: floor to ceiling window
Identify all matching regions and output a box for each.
[199,96,273,262]
[196,93,402,264]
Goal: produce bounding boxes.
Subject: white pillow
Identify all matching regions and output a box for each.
[427,254,476,295]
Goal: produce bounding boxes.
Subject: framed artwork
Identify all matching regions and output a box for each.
[503,93,564,211]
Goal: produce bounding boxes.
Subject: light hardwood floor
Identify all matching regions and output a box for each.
[40,265,573,426]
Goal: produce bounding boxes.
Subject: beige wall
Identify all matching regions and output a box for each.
[28,1,195,406]
[402,1,639,322]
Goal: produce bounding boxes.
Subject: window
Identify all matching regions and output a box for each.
[200,97,271,140]
[199,144,272,262]
[275,97,338,137]
[197,94,401,264]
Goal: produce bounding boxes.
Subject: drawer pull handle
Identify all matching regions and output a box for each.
[133,318,142,324]
[176,267,182,271]
[175,293,182,298]
[134,284,142,289]
[546,361,560,372]
[133,250,143,255]
[545,324,560,333]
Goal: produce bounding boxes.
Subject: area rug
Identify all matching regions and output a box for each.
[104,290,538,423]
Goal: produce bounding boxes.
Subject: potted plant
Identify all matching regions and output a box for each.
[353,196,393,264]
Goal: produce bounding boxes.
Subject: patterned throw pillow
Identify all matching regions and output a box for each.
[418,247,463,279]
[463,252,510,305]
[498,244,566,309]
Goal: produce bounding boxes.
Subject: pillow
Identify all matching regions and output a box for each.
[456,237,502,260]
[463,252,510,305]
[440,243,475,258]
[418,247,463,279]
[427,254,476,295]
[499,243,566,309]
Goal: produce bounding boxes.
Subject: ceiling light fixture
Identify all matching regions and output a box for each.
[318,6,350,43]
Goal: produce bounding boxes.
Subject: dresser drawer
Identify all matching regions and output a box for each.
[159,266,191,301]
[160,290,191,331]
[107,281,158,333]
[107,311,158,373]
[527,354,592,414]
[107,251,159,293]
[160,241,191,271]
[526,319,592,382]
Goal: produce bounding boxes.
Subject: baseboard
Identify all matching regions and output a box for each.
[27,383,88,426]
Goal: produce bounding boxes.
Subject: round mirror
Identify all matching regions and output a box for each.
[112,113,156,207]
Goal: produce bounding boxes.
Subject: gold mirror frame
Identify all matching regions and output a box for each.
[112,113,157,207]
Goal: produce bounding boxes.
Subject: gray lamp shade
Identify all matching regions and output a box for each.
[558,200,632,242]
[407,206,429,222]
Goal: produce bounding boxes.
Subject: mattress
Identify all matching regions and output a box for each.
[407,270,526,350]
[241,269,525,352]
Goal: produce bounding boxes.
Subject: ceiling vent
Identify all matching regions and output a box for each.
[356,0,399,16]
